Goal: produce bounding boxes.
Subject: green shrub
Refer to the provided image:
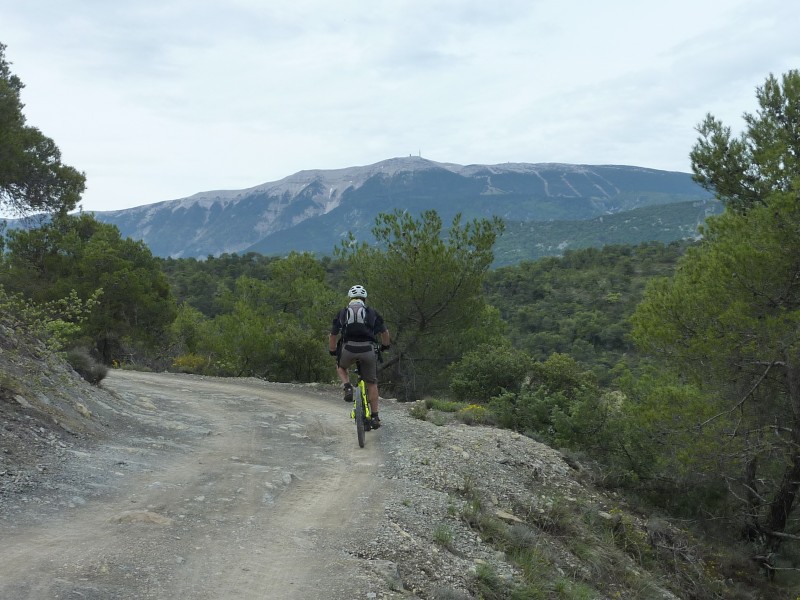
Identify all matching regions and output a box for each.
[433,523,455,549]
[448,343,533,402]
[506,523,539,550]
[426,397,465,412]
[473,563,510,600]
[408,401,429,420]
[457,403,492,425]
[0,286,101,353]
[529,496,581,537]
[429,412,448,426]
[172,353,209,374]
[487,353,610,450]
[604,509,654,567]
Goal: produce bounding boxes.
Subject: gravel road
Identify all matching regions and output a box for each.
[0,370,396,599]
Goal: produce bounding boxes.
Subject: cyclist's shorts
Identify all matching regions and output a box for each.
[338,341,378,383]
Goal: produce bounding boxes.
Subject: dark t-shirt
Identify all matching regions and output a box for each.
[330,302,387,343]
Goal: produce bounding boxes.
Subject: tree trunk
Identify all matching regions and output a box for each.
[743,453,761,539]
[766,355,800,547]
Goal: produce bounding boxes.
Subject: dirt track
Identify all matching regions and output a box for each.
[0,370,390,599]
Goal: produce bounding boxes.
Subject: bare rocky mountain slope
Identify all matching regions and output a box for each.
[86,157,712,259]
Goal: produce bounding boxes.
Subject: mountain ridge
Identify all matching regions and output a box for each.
[8,157,715,260]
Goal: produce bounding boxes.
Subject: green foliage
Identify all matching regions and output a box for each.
[0,285,101,353]
[336,209,504,399]
[425,398,464,412]
[0,213,175,363]
[169,302,209,355]
[631,190,800,535]
[484,242,689,382]
[605,509,655,567]
[494,199,720,266]
[0,44,85,215]
[691,70,800,214]
[609,367,731,487]
[171,353,209,374]
[456,403,492,425]
[178,253,340,382]
[432,523,455,549]
[159,252,331,317]
[633,70,800,545]
[448,343,534,401]
[160,252,342,381]
[198,283,272,376]
[408,401,429,420]
[488,353,609,449]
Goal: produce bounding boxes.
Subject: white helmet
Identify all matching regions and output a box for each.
[348,284,367,299]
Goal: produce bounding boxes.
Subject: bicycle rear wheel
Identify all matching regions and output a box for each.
[355,384,365,448]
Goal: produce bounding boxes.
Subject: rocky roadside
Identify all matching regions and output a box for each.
[346,397,692,600]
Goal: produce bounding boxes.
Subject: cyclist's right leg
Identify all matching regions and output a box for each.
[337,354,355,402]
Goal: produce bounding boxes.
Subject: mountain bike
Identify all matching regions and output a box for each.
[347,344,383,448]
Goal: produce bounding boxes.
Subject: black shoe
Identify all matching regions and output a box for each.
[364,417,372,432]
[343,383,353,403]
[370,416,381,429]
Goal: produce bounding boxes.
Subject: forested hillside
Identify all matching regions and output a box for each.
[494,198,719,265]
[485,241,690,376]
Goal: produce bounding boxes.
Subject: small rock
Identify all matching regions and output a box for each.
[75,403,92,418]
[13,395,31,409]
[495,509,523,523]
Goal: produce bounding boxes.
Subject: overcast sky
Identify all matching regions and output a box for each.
[2,1,798,212]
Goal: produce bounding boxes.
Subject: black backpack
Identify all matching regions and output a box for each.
[339,303,376,342]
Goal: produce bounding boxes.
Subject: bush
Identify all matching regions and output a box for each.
[426,398,464,412]
[487,353,609,449]
[0,286,101,353]
[172,353,210,374]
[448,343,533,402]
[457,403,493,425]
[433,523,455,549]
[408,401,429,420]
[66,347,108,385]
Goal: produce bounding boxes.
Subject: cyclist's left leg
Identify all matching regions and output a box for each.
[358,353,379,414]
[337,350,356,402]
[355,348,381,427]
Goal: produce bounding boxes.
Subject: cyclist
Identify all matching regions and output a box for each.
[329,284,391,428]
